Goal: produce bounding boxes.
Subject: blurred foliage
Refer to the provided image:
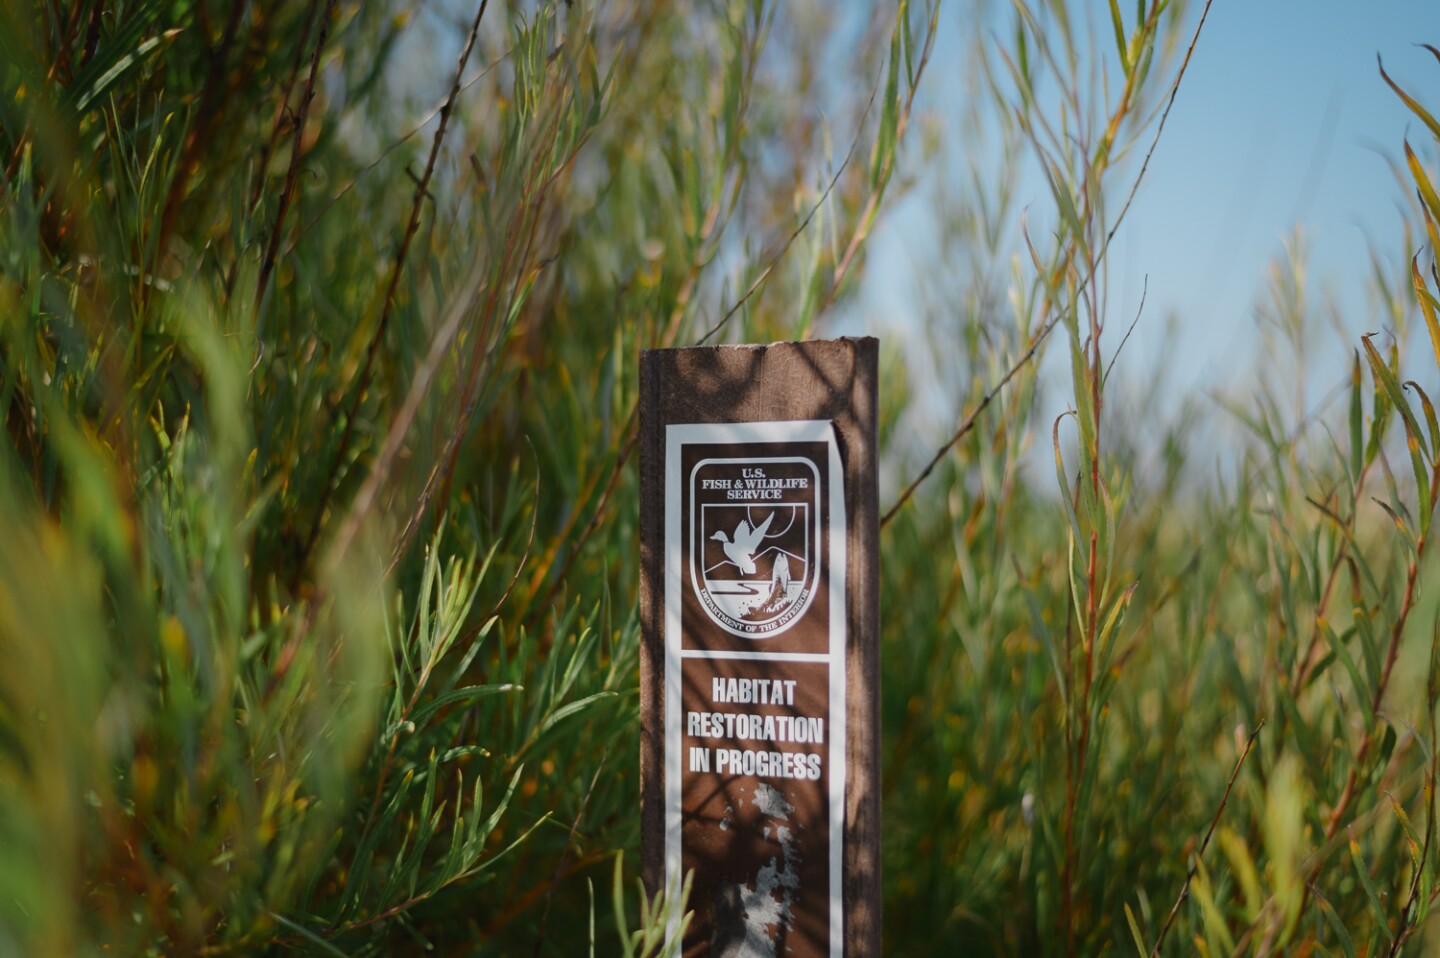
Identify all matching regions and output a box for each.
[2,0,1440,955]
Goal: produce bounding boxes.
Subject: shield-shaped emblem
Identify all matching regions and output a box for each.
[690,457,820,637]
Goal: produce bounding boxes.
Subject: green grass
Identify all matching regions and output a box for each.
[2,1,1440,955]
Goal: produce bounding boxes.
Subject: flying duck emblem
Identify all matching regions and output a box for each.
[710,512,775,575]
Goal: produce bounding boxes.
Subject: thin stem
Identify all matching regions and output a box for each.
[1322,448,1440,844]
[297,0,490,577]
[881,313,1058,527]
[224,1,323,299]
[255,0,341,309]
[1150,720,1265,957]
[888,0,1214,526]
[157,0,248,263]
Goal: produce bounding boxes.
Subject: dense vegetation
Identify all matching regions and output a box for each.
[3,0,1440,954]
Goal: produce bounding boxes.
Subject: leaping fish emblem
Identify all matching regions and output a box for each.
[709,512,775,575]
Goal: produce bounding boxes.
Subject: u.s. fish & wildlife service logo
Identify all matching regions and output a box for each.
[689,456,820,637]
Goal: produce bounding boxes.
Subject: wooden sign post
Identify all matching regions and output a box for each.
[639,339,879,957]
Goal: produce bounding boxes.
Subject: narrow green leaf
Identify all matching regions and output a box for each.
[901,0,916,85]
[869,4,904,192]
[478,766,524,844]
[1380,55,1440,143]
[1052,412,1083,546]
[59,4,167,115]
[1217,828,1263,920]
[1372,497,1417,549]
[418,542,440,665]
[419,749,440,825]
[1349,838,1396,940]
[267,912,353,958]
[341,767,415,909]
[409,683,520,727]
[612,853,629,957]
[1315,891,1359,958]
[1419,185,1440,256]
[1405,140,1440,224]
[1412,254,1440,375]
[1363,335,1431,531]
[1123,902,1147,957]
[537,690,619,737]
[1323,624,1372,725]
[1349,350,1364,480]
[1421,862,1436,928]
[1016,15,1030,92]
[1388,792,1424,867]
[1023,580,1069,710]
[1095,581,1138,676]
[1108,0,1130,75]
[588,877,596,958]
[1048,165,1090,262]
[796,218,828,336]
[1406,380,1440,454]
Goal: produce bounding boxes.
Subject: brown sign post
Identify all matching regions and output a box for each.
[639,339,879,957]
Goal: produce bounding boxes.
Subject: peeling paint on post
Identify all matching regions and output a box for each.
[640,339,879,957]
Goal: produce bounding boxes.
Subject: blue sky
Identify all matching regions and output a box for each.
[1110,0,1440,401]
[852,0,1440,482]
